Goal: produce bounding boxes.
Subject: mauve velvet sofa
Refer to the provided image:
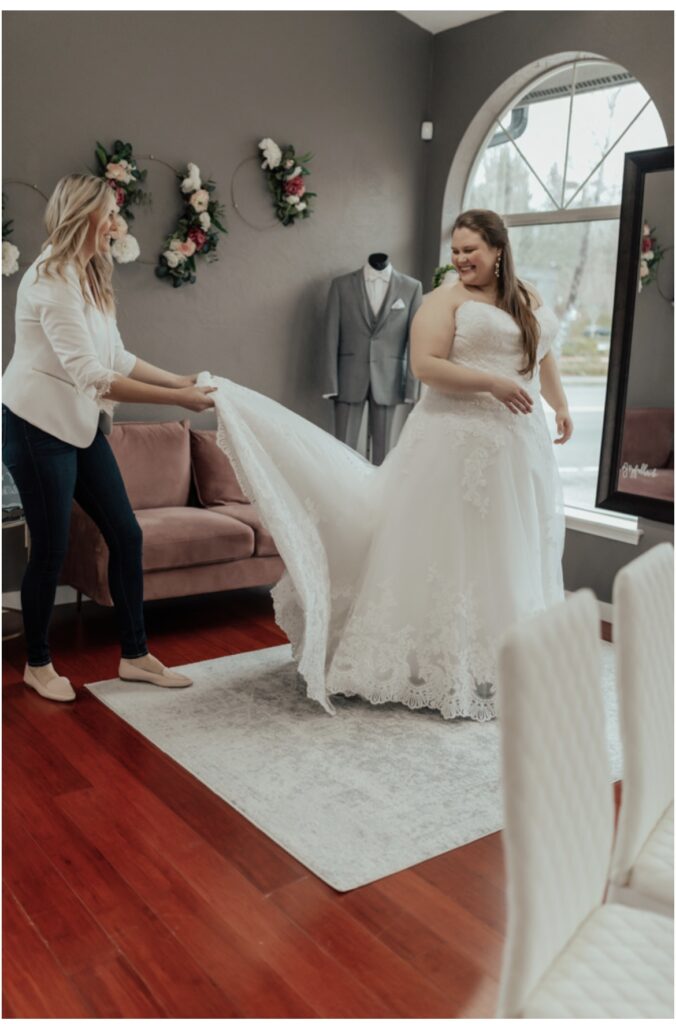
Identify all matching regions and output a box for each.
[59,419,284,607]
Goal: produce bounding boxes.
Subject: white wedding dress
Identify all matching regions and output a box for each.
[198,299,565,721]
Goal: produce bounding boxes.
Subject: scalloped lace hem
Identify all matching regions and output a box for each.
[328,686,497,722]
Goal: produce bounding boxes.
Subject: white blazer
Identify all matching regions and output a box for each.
[2,245,137,447]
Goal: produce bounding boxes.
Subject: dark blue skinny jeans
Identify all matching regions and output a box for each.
[2,404,149,666]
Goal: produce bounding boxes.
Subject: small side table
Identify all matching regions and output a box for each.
[2,514,29,640]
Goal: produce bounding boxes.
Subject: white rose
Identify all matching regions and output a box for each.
[286,195,299,206]
[199,211,211,230]
[296,201,307,212]
[164,250,182,268]
[181,162,202,193]
[643,223,651,236]
[111,235,140,263]
[2,240,20,276]
[286,166,302,181]
[639,261,650,278]
[189,189,210,212]
[169,238,183,251]
[645,250,654,261]
[259,137,282,170]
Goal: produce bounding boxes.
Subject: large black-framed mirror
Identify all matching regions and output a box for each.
[596,145,674,524]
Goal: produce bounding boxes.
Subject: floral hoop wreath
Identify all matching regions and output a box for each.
[258,138,316,226]
[638,221,667,294]
[94,139,150,264]
[155,162,227,288]
[1,180,48,276]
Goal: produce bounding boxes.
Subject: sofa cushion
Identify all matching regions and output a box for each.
[134,507,254,571]
[207,503,278,557]
[190,429,248,505]
[109,420,192,510]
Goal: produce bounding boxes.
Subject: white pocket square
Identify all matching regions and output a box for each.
[391,298,406,310]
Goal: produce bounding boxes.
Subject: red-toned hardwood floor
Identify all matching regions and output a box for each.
[3,589,615,1019]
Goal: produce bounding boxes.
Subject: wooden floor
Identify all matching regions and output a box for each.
[3,590,615,1018]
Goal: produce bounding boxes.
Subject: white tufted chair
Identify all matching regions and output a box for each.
[608,542,674,916]
[496,589,674,1019]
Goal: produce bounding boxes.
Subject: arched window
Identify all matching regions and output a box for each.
[463,59,667,512]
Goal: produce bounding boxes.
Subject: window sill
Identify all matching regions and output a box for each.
[565,506,643,545]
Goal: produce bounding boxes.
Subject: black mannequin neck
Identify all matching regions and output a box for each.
[367,253,390,272]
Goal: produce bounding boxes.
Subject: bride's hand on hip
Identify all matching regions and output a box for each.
[489,376,534,415]
[177,385,218,411]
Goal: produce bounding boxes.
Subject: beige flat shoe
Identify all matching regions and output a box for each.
[24,664,76,702]
[118,658,193,688]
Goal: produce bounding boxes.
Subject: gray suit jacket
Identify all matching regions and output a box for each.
[323,268,423,405]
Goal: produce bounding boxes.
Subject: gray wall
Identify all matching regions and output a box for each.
[2,10,431,429]
[3,10,673,601]
[426,9,674,600]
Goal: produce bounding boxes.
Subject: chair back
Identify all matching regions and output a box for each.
[496,589,615,1018]
[610,542,674,886]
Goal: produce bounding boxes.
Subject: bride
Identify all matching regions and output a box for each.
[199,209,573,721]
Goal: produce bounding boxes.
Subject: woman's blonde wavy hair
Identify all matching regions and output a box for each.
[451,208,541,378]
[37,173,117,316]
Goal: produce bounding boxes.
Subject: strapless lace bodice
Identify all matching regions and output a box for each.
[449,300,559,379]
[416,300,560,425]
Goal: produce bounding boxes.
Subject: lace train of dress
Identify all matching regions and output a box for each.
[199,300,566,721]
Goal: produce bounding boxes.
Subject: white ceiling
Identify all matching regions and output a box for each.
[398,11,501,34]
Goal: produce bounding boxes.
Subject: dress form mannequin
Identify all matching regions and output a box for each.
[323,254,423,465]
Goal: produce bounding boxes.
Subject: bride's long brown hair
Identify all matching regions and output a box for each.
[451,209,540,378]
[37,173,117,316]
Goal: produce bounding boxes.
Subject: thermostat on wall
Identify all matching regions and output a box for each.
[421,121,434,141]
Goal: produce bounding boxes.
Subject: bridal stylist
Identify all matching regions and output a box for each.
[2,173,217,701]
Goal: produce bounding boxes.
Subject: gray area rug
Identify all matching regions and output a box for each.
[87,642,622,891]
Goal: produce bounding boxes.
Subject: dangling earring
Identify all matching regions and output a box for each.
[494,252,502,278]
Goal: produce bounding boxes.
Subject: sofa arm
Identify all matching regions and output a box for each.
[59,501,113,606]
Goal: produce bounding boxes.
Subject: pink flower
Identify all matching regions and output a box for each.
[105,161,131,183]
[188,228,207,251]
[115,187,126,206]
[178,239,196,257]
[283,175,305,197]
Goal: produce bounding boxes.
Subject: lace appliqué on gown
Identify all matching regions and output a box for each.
[326,565,500,721]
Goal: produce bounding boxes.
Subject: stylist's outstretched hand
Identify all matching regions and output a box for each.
[177,384,218,411]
